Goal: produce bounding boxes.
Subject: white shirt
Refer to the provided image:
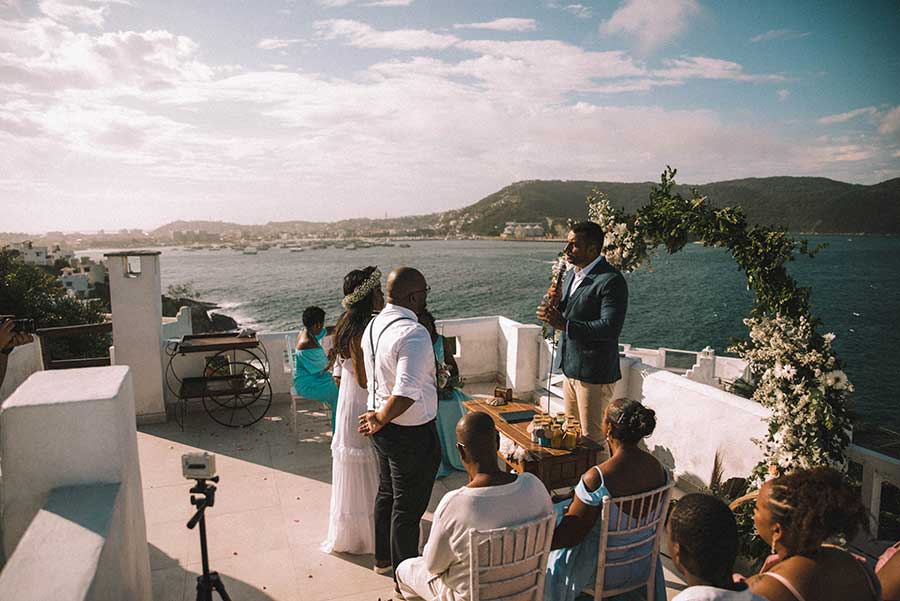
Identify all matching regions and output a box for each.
[362,304,437,427]
[673,584,768,601]
[567,254,605,296]
[422,473,554,601]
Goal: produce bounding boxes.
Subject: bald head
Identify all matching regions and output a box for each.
[456,411,498,462]
[386,267,428,312]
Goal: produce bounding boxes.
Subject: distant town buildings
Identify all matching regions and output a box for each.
[3,241,107,298]
[501,222,545,239]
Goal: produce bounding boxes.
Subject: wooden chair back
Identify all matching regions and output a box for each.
[468,513,556,601]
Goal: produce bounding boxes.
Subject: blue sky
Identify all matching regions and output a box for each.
[1,0,898,232]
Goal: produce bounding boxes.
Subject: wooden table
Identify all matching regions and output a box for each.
[464,398,603,493]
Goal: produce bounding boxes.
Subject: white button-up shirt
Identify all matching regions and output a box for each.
[567,254,605,296]
[362,304,437,427]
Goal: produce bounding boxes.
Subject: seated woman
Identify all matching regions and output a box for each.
[418,310,467,478]
[877,542,900,601]
[294,306,339,432]
[545,398,668,601]
[746,466,881,601]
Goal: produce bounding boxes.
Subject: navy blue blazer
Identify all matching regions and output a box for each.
[555,257,628,384]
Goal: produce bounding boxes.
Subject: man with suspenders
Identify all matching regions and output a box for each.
[359,267,442,585]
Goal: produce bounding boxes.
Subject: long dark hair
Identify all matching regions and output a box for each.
[331,266,379,361]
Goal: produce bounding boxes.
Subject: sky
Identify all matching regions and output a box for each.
[1,0,899,233]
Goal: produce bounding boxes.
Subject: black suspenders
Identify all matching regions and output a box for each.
[368,316,414,410]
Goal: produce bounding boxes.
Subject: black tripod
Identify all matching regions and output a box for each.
[187,476,232,601]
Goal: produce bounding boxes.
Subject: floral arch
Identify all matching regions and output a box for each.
[584,167,853,546]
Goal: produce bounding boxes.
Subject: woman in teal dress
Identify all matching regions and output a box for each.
[545,398,668,601]
[419,310,467,478]
[294,306,339,432]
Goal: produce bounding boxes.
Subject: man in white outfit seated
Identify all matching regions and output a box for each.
[396,411,554,601]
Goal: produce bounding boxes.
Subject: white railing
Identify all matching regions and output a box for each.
[848,444,900,540]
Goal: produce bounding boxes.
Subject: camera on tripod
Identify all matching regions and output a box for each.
[182,452,217,480]
[182,452,231,601]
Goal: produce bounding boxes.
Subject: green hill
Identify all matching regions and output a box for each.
[443,176,900,235]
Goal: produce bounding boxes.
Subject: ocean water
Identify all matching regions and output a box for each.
[84,236,900,430]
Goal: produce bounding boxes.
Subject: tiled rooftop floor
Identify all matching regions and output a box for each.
[139,387,687,601]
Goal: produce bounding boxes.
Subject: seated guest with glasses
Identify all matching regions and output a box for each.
[545,398,668,601]
[396,411,553,601]
[294,305,339,432]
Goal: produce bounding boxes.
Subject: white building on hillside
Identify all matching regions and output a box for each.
[8,241,49,265]
[501,222,545,239]
[60,270,90,298]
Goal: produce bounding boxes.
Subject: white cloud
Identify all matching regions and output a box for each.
[818,106,878,125]
[777,89,790,101]
[256,37,301,50]
[38,0,128,27]
[750,29,811,43]
[653,56,784,83]
[563,4,592,19]
[453,18,537,32]
[600,0,700,53]
[878,106,900,136]
[317,0,414,6]
[314,19,458,50]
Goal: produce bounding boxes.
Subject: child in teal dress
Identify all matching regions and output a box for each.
[419,310,467,478]
[294,306,339,432]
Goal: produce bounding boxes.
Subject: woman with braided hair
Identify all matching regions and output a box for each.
[746,466,882,601]
[545,398,668,601]
[321,266,385,556]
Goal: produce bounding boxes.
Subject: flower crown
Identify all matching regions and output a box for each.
[342,268,382,309]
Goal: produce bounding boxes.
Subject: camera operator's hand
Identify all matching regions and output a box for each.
[0,319,33,354]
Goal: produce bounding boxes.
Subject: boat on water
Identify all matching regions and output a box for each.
[243,246,258,255]
[257,244,270,251]
[398,243,411,248]
[290,248,304,253]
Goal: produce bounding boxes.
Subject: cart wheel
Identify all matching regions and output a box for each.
[202,361,272,428]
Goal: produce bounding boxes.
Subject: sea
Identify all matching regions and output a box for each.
[82,236,900,432]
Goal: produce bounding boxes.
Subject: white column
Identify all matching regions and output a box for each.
[104,251,166,423]
[0,366,152,600]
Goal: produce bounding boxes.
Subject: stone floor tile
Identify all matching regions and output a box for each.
[187,506,289,565]
[143,482,196,526]
[293,550,394,601]
[186,547,299,601]
[209,471,279,517]
[149,523,193,570]
[151,565,187,601]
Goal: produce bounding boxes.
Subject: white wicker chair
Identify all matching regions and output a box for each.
[585,475,675,600]
[468,513,556,601]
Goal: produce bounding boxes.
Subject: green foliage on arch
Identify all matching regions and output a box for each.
[588,167,854,556]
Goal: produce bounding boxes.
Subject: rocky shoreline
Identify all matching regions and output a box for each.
[162,295,239,333]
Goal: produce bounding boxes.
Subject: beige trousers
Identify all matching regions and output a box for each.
[396,556,455,601]
[562,378,616,442]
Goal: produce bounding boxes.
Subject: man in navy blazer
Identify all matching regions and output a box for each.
[537,221,628,441]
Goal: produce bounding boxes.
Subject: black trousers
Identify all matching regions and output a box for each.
[371,419,441,575]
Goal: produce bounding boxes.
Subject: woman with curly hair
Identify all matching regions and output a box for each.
[746,466,881,601]
[321,266,385,556]
[545,398,669,601]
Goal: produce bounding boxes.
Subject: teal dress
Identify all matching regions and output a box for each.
[433,336,467,478]
[294,329,339,432]
[544,466,668,601]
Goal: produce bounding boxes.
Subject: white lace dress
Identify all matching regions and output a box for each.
[321,355,379,554]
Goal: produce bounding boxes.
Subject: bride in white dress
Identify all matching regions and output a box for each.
[321,266,384,555]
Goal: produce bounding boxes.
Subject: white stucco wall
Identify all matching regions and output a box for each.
[437,316,500,383]
[631,362,770,490]
[0,366,151,600]
[106,253,166,423]
[0,338,43,403]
